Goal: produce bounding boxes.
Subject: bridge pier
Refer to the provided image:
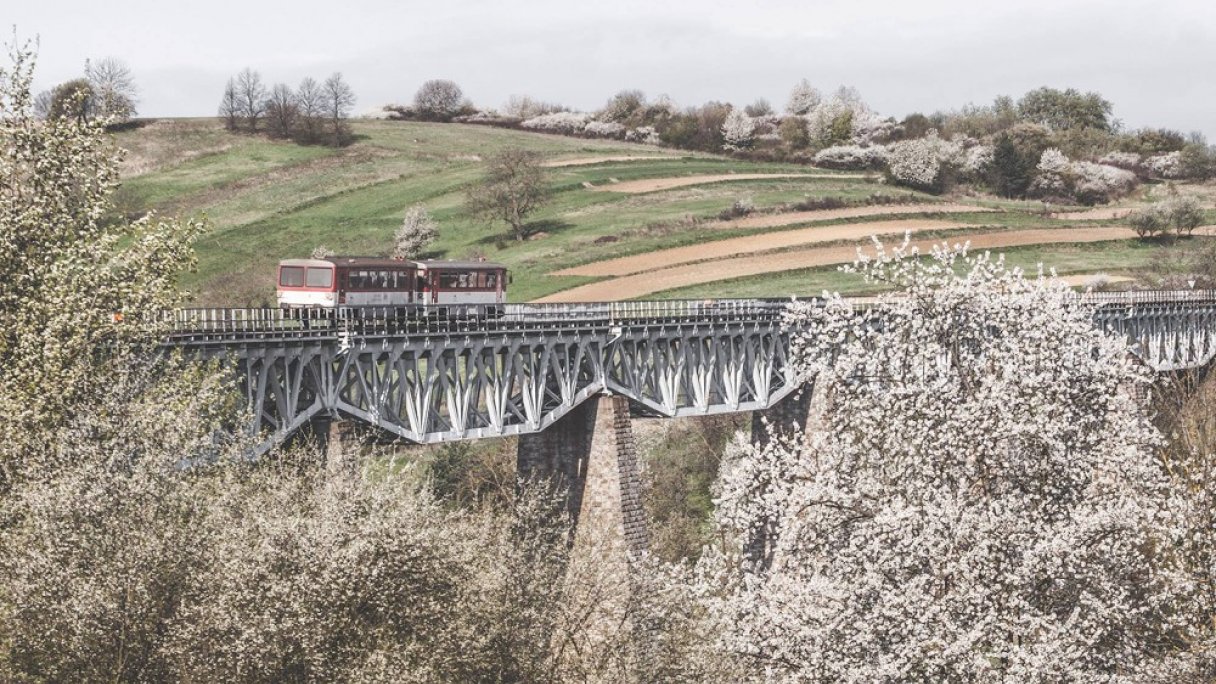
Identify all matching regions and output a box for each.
[310,416,359,474]
[517,395,651,672]
[517,395,649,559]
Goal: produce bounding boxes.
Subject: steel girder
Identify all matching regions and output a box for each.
[174,297,1216,450]
[207,322,796,447]
[1093,301,1216,372]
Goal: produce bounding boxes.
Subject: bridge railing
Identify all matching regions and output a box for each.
[161,290,1216,342]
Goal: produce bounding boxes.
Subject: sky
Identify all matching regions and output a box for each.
[10,0,1216,139]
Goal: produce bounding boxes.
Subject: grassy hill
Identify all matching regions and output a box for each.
[114,118,1208,305]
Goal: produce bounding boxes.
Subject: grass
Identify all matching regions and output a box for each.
[113,118,1199,305]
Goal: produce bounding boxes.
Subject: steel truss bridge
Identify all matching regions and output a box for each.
[164,292,1216,452]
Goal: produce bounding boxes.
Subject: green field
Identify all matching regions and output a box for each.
[114,118,1203,305]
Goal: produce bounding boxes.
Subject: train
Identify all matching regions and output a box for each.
[277,256,508,315]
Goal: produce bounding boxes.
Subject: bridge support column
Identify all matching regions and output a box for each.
[516,395,649,558]
[516,395,651,674]
[312,416,359,475]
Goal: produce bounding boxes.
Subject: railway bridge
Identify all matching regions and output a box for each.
[165,291,1216,563]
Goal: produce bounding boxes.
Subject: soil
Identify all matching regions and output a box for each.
[537,226,1159,302]
[555,219,978,277]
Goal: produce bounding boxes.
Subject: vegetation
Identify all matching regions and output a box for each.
[219,67,354,146]
[465,148,552,241]
[393,204,439,258]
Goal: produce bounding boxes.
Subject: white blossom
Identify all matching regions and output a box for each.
[582,120,625,138]
[813,144,888,170]
[785,78,821,116]
[884,130,964,191]
[1144,151,1184,179]
[625,125,661,145]
[520,110,591,134]
[721,109,757,150]
[696,241,1193,681]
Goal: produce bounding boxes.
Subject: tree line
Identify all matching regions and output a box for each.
[219,68,356,146]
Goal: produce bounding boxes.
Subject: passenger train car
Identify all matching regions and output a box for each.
[277,257,508,315]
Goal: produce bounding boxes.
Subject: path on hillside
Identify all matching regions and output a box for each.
[586,172,871,193]
[718,203,995,230]
[538,226,1185,302]
[542,155,679,167]
[1051,207,1136,220]
[555,219,978,277]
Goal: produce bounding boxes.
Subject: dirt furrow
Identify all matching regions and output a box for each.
[537,227,1161,302]
[556,219,979,277]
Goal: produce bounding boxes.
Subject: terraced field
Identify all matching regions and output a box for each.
[115,118,1216,304]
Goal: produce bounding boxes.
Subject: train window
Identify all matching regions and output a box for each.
[439,272,460,289]
[280,266,305,287]
[306,268,333,288]
[485,273,498,289]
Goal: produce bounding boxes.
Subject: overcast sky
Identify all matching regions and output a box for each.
[11,0,1216,139]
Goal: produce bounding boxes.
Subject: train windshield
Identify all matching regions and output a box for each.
[306,267,334,288]
[279,266,305,287]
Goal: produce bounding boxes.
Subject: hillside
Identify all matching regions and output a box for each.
[114,118,1214,305]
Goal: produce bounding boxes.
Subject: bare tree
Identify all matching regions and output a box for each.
[413,79,463,121]
[84,56,137,122]
[295,76,324,143]
[322,72,355,146]
[264,83,298,139]
[234,68,266,132]
[33,89,52,120]
[465,148,551,241]
[218,78,240,131]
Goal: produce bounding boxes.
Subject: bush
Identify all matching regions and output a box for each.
[721,109,756,150]
[778,116,810,149]
[812,144,887,170]
[582,120,625,138]
[884,130,963,193]
[1144,151,1185,179]
[520,111,591,134]
[717,197,755,220]
[1128,194,1205,239]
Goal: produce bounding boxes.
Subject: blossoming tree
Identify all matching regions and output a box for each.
[703,240,1192,681]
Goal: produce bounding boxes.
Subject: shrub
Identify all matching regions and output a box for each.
[1072,161,1138,204]
[520,111,591,134]
[1127,195,1203,239]
[1099,151,1143,174]
[1144,151,1185,179]
[961,144,994,179]
[717,197,755,220]
[582,120,625,138]
[812,144,887,170]
[884,130,963,192]
[625,125,660,145]
[778,116,810,149]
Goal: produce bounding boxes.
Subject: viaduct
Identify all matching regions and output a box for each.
[165,292,1216,575]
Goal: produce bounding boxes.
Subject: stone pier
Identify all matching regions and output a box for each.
[517,395,651,674]
[517,394,649,559]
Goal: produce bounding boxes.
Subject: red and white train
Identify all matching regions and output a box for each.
[277,257,508,315]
